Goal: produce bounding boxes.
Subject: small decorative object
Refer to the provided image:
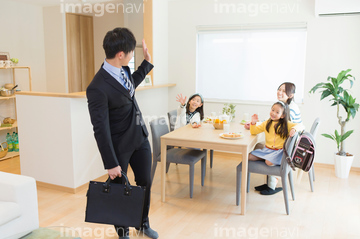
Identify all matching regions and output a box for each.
[309,69,359,178]
[0,142,8,158]
[213,118,227,129]
[144,75,152,86]
[222,103,236,121]
[0,52,10,61]
[0,88,14,97]
[3,117,15,124]
[4,83,15,90]
[10,58,19,65]
[4,60,12,68]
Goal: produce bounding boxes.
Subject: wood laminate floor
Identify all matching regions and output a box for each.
[1,154,359,239]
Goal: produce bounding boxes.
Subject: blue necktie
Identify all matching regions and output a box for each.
[120,68,134,97]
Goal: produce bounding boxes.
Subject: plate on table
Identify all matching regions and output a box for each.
[219,132,244,139]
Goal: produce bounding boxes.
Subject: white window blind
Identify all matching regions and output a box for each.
[196,23,307,103]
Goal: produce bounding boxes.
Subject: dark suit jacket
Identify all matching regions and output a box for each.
[87,60,154,169]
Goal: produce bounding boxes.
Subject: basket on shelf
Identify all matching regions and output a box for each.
[0,142,8,158]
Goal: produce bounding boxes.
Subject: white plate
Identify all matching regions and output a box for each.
[219,132,244,139]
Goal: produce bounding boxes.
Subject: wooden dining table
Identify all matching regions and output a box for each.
[160,121,260,215]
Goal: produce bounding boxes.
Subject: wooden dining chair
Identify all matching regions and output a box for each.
[236,133,298,215]
[150,117,207,198]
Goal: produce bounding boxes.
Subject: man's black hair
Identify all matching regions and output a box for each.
[103,27,136,59]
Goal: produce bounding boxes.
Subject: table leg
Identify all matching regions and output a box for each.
[241,148,248,215]
[161,138,167,202]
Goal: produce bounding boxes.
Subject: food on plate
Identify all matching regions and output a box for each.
[240,120,248,125]
[223,132,242,138]
[203,117,212,123]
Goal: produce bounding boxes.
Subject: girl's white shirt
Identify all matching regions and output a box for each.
[174,104,201,130]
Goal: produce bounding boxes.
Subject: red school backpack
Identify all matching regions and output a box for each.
[283,131,316,172]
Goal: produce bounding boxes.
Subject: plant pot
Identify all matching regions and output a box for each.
[334,153,354,178]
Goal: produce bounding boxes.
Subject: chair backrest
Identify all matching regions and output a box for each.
[149,117,169,160]
[310,117,321,140]
[167,109,177,132]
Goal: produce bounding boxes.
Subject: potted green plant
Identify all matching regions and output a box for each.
[309,69,359,178]
[222,103,236,121]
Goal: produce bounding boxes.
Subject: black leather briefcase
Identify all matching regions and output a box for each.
[85,171,145,228]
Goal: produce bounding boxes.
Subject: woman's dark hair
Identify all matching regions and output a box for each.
[278,82,296,104]
[186,94,204,120]
[103,28,136,59]
[265,101,289,139]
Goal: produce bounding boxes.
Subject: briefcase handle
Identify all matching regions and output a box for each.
[103,171,133,196]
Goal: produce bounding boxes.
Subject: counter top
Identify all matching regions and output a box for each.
[15,83,176,98]
[16,91,86,98]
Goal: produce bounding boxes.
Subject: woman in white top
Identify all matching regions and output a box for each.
[277,82,302,124]
[175,93,204,129]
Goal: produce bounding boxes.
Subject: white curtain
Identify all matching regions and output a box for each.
[197,24,307,103]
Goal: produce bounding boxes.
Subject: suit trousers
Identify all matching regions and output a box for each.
[113,138,152,236]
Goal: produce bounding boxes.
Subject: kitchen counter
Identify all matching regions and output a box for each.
[16,93,105,193]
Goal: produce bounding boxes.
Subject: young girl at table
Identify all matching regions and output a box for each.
[253,82,303,194]
[175,93,204,129]
[249,101,304,195]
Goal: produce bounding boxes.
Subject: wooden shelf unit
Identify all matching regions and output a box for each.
[0,121,18,131]
[0,66,32,155]
[0,151,19,161]
[0,66,32,91]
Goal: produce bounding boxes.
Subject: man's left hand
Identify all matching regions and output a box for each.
[143,39,151,62]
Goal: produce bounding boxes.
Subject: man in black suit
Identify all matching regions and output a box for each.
[87,28,158,239]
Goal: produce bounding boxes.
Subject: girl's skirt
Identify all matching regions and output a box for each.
[250,147,283,165]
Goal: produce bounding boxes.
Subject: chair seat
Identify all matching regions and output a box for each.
[161,148,206,165]
[243,161,282,177]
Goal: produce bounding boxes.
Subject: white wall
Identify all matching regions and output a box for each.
[43,6,67,93]
[0,0,47,92]
[153,0,169,85]
[136,0,170,148]
[167,0,360,168]
[0,0,47,143]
